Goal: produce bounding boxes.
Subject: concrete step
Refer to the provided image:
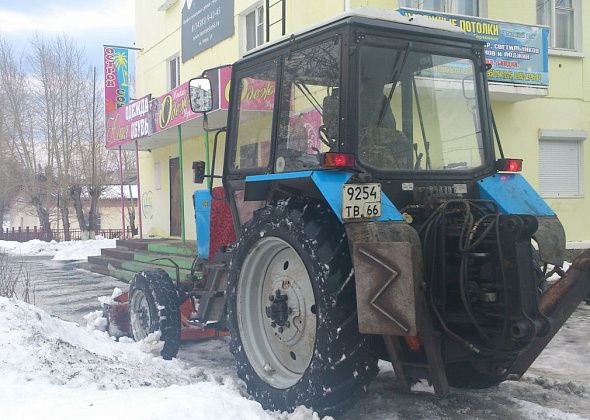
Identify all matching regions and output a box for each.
[115,239,151,251]
[147,242,196,257]
[133,252,196,271]
[102,247,135,260]
[87,255,112,267]
[80,262,115,277]
[83,239,200,284]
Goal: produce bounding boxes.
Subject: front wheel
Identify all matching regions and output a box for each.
[227,200,378,416]
[129,269,181,359]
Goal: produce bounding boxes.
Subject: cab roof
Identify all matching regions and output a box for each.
[244,7,474,58]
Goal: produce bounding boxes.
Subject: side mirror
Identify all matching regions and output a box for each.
[192,161,206,183]
[189,77,213,113]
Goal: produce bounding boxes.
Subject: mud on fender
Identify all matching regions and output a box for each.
[345,221,423,336]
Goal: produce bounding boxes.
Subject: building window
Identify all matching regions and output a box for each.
[537,0,579,50]
[539,131,585,197]
[168,55,180,90]
[399,0,481,16]
[243,4,265,53]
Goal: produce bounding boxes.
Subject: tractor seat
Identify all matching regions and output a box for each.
[209,187,237,260]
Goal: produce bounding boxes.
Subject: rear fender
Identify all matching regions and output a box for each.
[478,173,565,264]
[244,170,404,223]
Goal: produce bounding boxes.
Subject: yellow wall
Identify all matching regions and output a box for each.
[9,200,136,233]
[135,0,590,244]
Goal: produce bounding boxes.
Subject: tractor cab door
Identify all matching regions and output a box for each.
[223,35,344,234]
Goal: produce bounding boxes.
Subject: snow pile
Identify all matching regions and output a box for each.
[52,238,117,261]
[0,238,116,261]
[0,297,324,420]
[0,239,62,256]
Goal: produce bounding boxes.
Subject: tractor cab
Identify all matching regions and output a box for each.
[207,9,498,230]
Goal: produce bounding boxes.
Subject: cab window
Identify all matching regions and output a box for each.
[231,64,277,171]
[275,37,341,172]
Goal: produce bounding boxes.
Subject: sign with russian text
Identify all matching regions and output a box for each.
[103,47,129,113]
[152,81,197,133]
[218,66,276,111]
[181,0,234,62]
[399,8,549,86]
[106,95,152,148]
[104,66,231,149]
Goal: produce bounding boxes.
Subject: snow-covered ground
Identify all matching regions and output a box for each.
[0,238,116,261]
[0,255,588,419]
[0,296,322,420]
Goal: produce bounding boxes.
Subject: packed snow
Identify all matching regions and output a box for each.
[0,297,325,420]
[0,238,116,261]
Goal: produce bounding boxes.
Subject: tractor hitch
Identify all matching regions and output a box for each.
[508,249,590,376]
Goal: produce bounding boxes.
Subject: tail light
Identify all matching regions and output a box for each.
[323,152,355,169]
[404,335,422,352]
[496,158,523,173]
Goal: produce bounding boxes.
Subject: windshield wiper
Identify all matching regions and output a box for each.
[377,42,412,127]
[295,82,323,115]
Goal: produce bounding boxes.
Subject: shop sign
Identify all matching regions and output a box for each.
[103,47,130,113]
[152,81,198,133]
[181,0,234,62]
[218,66,275,111]
[399,8,549,86]
[106,94,152,149]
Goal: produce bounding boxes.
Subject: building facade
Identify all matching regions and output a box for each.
[131,0,589,247]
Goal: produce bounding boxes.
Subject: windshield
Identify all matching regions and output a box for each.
[358,45,487,172]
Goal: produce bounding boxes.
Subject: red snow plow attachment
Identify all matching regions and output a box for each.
[102,291,228,342]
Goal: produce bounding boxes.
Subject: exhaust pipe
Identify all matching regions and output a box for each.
[508,250,590,376]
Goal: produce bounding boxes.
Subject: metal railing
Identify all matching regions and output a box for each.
[0,227,133,243]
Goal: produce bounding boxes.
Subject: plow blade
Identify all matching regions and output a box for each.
[509,249,590,376]
[102,291,228,342]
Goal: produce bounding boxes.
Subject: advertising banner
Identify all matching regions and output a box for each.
[181,0,234,62]
[104,66,231,149]
[103,47,130,113]
[106,95,152,149]
[399,8,549,86]
[151,81,198,133]
[218,66,275,111]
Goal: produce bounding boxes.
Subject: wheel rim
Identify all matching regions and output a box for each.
[130,288,152,340]
[237,236,317,389]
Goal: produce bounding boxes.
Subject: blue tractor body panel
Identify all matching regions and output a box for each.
[245,170,404,222]
[193,189,212,259]
[478,174,555,216]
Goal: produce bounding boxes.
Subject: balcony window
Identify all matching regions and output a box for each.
[399,0,480,16]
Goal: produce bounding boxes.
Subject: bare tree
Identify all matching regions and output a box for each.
[0,91,18,225]
[30,35,118,239]
[0,36,54,240]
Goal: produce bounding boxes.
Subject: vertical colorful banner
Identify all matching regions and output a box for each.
[104,47,130,114]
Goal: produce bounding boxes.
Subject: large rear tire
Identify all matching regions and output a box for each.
[227,200,378,416]
[129,269,181,360]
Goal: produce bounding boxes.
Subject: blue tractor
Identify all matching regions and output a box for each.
[128,9,590,416]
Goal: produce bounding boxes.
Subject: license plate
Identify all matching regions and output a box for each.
[342,183,381,219]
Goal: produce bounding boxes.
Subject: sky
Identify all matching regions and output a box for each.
[0,0,135,76]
